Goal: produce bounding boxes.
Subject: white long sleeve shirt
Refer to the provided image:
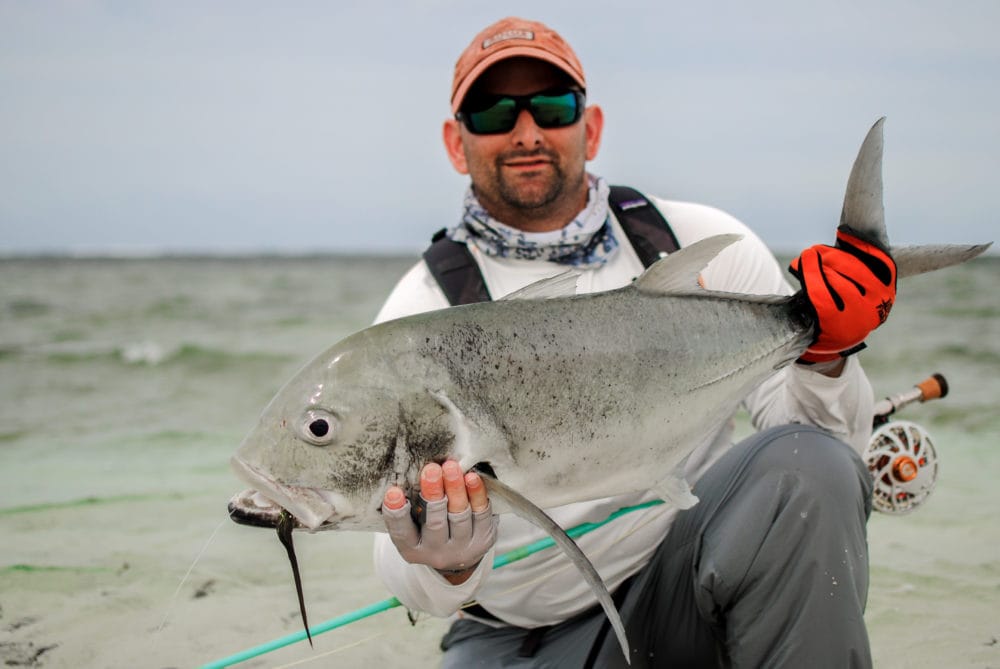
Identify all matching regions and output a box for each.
[372,196,874,627]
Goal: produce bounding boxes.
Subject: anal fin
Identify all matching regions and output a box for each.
[654,473,699,510]
[477,471,632,665]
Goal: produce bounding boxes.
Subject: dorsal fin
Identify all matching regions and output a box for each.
[634,234,742,296]
[499,270,580,301]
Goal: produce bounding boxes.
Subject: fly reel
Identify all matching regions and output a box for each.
[864,419,939,514]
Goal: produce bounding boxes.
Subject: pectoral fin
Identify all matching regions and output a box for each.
[428,389,476,463]
[476,470,632,665]
[429,390,515,473]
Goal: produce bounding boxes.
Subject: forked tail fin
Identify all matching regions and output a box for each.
[841,118,991,275]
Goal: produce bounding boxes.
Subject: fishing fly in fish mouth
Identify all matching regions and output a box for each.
[227,16,991,668]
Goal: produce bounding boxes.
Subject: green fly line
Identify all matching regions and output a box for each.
[199,499,664,669]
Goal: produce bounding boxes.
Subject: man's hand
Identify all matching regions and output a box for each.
[789,227,897,364]
[382,460,497,585]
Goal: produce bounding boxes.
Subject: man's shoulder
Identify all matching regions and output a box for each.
[641,193,789,295]
[643,195,752,239]
[374,260,451,324]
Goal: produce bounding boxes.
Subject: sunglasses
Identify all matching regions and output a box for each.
[457,88,585,135]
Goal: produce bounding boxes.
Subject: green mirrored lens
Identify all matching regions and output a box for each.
[529,92,579,128]
[467,98,518,134]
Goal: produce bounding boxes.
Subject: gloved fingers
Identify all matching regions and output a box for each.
[795,246,884,309]
[836,229,895,284]
[795,248,841,313]
[791,239,897,361]
[382,461,499,572]
[418,496,450,551]
[382,499,420,553]
[446,506,473,545]
[446,503,497,571]
[800,269,874,351]
[471,504,498,549]
[819,249,883,294]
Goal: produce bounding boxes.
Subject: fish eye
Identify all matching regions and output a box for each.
[298,409,339,446]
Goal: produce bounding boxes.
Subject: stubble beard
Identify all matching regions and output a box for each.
[474,149,586,225]
[494,150,566,211]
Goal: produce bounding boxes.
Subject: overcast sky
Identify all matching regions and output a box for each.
[2,1,997,255]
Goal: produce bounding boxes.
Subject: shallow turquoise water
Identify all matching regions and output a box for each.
[1,255,997,667]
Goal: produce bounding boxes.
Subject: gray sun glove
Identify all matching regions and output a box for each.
[382,496,498,573]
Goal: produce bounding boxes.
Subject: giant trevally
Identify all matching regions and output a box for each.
[227,118,990,660]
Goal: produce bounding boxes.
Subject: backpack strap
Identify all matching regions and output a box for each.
[422,228,492,306]
[607,185,679,267]
[423,186,679,306]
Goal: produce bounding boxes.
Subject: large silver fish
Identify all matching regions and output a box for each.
[227,119,989,660]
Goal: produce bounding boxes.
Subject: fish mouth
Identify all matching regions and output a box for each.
[228,457,341,531]
[228,488,307,529]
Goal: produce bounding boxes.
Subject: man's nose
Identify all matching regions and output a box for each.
[509,109,543,146]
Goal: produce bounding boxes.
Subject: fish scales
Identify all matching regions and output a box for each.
[400,289,811,501]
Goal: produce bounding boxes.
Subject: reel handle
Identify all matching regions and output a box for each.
[873,373,948,427]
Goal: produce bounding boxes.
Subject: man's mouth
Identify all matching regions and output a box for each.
[505,158,551,170]
[501,149,556,171]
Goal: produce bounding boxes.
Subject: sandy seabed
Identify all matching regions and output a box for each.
[2,463,999,669]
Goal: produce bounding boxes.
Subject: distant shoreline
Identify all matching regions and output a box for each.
[2,250,997,263]
[0,251,423,262]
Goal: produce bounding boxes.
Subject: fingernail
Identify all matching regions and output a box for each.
[384,487,406,510]
[443,461,462,480]
[421,463,444,500]
[464,472,482,489]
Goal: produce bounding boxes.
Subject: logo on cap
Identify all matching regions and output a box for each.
[483,30,534,49]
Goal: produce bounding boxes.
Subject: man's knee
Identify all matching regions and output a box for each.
[696,426,874,667]
[742,425,873,516]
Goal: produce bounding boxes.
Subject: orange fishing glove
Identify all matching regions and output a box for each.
[789,228,897,364]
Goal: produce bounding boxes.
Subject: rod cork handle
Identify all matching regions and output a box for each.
[917,373,949,402]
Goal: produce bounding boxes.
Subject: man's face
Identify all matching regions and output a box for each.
[444,58,603,231]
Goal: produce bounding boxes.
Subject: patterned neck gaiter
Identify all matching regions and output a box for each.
[447,175,619,268]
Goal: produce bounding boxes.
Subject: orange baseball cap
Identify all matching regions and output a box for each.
[450,17,587,114]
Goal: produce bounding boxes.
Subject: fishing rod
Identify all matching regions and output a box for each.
[203,373,952,667]
[873,372,948,428]
[200,501,665,668]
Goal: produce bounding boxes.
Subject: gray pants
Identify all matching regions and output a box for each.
[440,425,874,668]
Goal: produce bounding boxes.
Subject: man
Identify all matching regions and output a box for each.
[373,16,888,668]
